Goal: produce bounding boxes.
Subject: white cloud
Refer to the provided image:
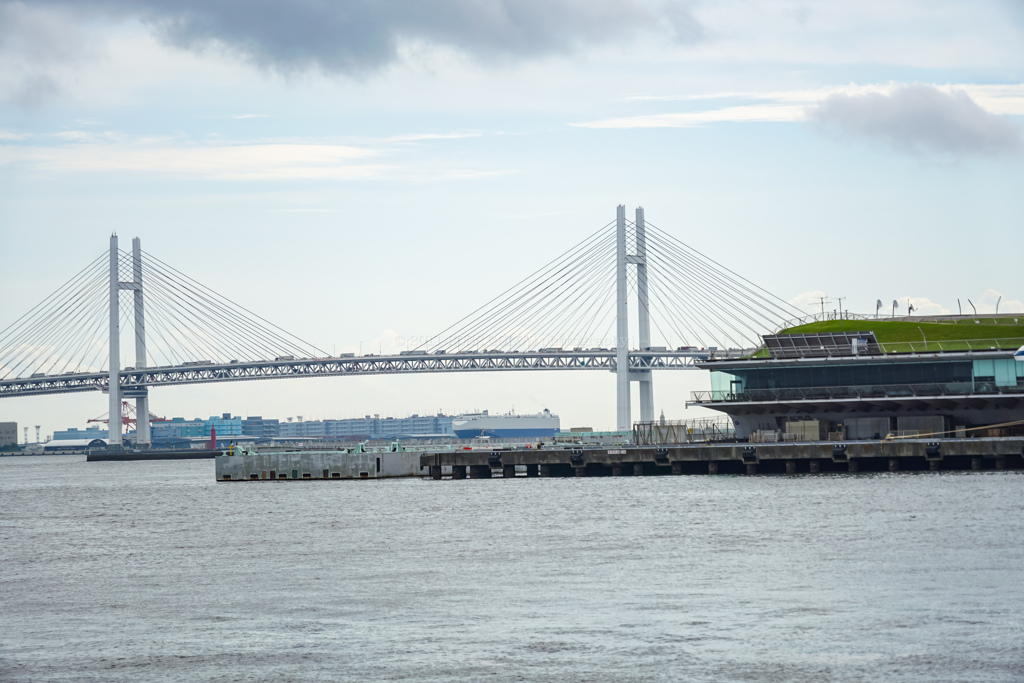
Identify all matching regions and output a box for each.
[808,84,1024,157]
[974,289,1024,314]
[900,297,950,316]
[0,138,387,181]
[574,103,806,129]
[581,82,1024,132]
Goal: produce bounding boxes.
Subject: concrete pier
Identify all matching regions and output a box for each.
[452,465,466,480]
[417,436,1024,481]
[430,465,442,480]
[503,464,516,478]
[469,465,491,479]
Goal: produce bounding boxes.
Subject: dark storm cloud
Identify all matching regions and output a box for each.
[808,84,1024,158]
[14,0,703,74]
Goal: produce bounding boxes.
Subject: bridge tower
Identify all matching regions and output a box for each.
[615,205,655,431]
[108,235,150,447]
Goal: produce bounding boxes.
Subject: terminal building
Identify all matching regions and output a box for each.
[689,316,1024,441]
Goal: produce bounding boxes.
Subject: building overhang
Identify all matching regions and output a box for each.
[687,392,1024,416]
[700,348,1014,371]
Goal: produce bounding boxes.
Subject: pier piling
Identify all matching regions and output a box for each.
[452,465,466,480]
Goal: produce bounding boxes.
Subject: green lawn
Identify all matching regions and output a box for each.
[768,317,1024,354]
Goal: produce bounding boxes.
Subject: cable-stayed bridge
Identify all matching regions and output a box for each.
[0,206,805,444]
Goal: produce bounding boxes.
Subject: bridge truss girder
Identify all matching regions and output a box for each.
[0,351,703,398]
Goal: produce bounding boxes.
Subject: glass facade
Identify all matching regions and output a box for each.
[718,361,973,392]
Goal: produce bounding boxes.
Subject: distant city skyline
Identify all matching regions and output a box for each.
[2,0,1022,432]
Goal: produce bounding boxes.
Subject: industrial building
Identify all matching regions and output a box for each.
[0,421,16,448]
[689,316,1024,441]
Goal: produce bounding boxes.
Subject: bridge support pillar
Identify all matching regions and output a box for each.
[615,205,631,430]
[526,464,539,478]
[502,464,516,478]
[451,465,466,480]
[539,464,552,477]
[430,466,442,480]
[469,465,491,479]
[107,234,122,446]
[130,237,150,447]
[635,207,654,423]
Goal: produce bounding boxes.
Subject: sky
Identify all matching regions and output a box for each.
[1,0,1023,438]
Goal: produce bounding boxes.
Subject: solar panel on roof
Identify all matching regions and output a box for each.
[763,331,879,358]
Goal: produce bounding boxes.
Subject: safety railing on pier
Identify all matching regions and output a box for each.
[633,417,736,445]
[689,381,1024,404]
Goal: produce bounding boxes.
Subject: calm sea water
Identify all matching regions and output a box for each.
[1,454,1022,682]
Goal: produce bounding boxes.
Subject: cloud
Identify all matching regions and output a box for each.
[900,297,950,316]
[0,138,387,181]
[575,103,806,129]
[16,0,703,76]
[974,289,1024,314]
[807,84,1024,158]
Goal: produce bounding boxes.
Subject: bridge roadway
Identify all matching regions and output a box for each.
[0,349,711,398]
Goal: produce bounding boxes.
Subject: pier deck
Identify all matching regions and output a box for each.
[420,437,1024,478]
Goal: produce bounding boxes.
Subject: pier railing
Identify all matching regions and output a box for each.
[690,381,1024,404]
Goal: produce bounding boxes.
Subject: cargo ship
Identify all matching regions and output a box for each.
[452,409,559,439]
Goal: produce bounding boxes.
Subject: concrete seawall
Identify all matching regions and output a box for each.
[216,450,427,480]
[419,437,1024,479]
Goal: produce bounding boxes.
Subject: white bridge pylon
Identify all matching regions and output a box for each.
[107,234,148,446]
[617,205,653,430]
